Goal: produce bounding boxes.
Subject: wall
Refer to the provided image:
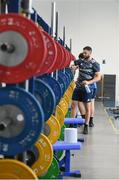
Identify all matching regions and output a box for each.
[33,0,119,105]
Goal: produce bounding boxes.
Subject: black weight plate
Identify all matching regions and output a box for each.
[39,75,62,105]
[35,79,56,121]
[0,87,44,156]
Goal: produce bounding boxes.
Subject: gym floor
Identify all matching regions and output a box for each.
[67,102,119,179]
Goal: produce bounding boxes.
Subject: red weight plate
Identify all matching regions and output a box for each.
[63,49,69,68]
[0,13,46,84]
[48,41,64,73]
[59,46,67,69]
[65,50,71,67]
[36,31,57,75]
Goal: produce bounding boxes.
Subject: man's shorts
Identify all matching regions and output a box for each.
[91,88,97,100]
[72,87,95,103]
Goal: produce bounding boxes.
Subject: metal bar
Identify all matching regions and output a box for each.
[51,1,56,37]
[55,11,59,40]
[70,38,72,52]
[63,26,66,46]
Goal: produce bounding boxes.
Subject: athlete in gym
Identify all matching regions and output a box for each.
[71,46,101,134]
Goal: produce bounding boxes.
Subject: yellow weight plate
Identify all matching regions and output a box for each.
[70,81,75,90]
[44,115,61,144]
[68,85,74,94]
[0,159,37,179]
[63,93,70,105]
[59,98,69,116]
[32,134,53,176]
[55,105,65,127]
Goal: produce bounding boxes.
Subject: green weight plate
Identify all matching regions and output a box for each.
[59,124,66,141]
[39,157,60,179]
[55,150,64,160]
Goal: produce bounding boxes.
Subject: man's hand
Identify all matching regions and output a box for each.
[71,65,78,71]
[82,80,90,85]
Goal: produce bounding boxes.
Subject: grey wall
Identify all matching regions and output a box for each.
[33,0,119,105]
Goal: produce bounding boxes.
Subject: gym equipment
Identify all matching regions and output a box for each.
[53,141,82,178]
[36,30,57,75]
[35,79,56,121]
[64,118,85,126]
[63,93,70,105]
[55,124,66,160]
[44,115,61,144]
[59,98,69,116]
[65,68,74,81]
[0,86,44,156]
[18,134,53,177]
[0,159,37,179]
[57,75,67,96]
[34,133,53,176]
[55,105,65,127]
[39,157,60,179]
[0,13,47,84]
[48,41,64,72]
[39,75,62,105]
[58,70,69,89]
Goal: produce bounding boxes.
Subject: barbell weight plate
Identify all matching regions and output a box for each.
[70,80,76,90]
[36,31,57,75]
[65,86,73,98]
[59,124,66,140]
[51,41,64,71]
[59,47,67,69]
[39,75,62,105]
[64,49,70,68]
[0,13,46,84]
[65,68,74,81]
[64,71,72,85]
[63,93,70,105]
[54,124,66,161]
[32,134,53,176]
[0,159,37,179]
[0,87,44,156]
[17,136,53,177]
[39,157,60,179]
[57,75,66,97]
[59,98,69,116]
[58,71,69,89]
[44,115,61,144]
[35,79,56,121]
[55,105,65,127]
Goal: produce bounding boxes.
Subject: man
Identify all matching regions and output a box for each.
[71,46,101,134]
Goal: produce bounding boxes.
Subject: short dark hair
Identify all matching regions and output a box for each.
[83,46,92,52]
[78,53,84,59]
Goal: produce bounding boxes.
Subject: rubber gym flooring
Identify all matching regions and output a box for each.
[66,102,119,179]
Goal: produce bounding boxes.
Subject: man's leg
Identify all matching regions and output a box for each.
[89,88,97,127]
[71,88,79,118]
[71,100,78,118]
[89,99,95,127]
[78,101,86,119]
[83,102,91,134]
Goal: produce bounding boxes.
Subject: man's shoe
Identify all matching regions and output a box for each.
[89,120,94,127]
[83,124,88,134]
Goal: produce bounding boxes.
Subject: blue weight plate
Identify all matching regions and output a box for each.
[57,76,66,97]
[58,71,69,88]
[35,79,56,121]
[64,71,71,85]
[39,75,62,105]
[0,87,44,156]
[65,68,74,80]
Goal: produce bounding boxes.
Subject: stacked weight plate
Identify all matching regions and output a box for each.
[0,13,76,179]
